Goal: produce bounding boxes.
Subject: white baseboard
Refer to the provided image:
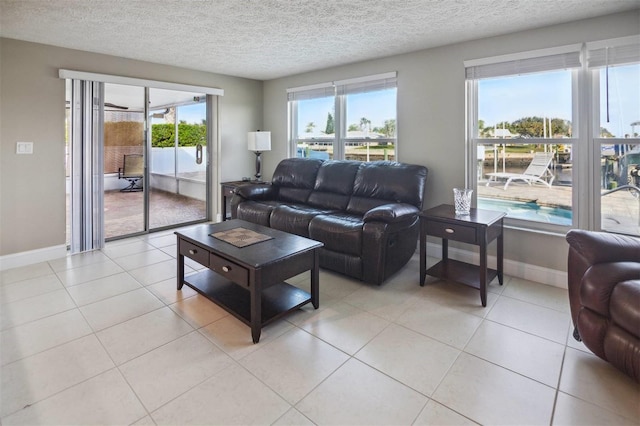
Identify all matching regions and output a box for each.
[0,244,68,271]
[1,241,567,289]
[426,242,567,289]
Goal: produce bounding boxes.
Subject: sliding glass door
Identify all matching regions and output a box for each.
[67,80,213,247]
[103,83,146,239]
[148,89,208,230]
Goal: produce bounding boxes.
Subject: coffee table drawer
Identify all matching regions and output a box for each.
[210,253,249,287]
[180,241,210,266]
[426,221,476,244]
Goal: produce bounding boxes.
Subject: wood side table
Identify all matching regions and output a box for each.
[419,204,506,306]
[221,180,258,221]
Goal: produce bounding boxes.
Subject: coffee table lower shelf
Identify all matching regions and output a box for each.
[184,269,312,327]
[426,259,498,290]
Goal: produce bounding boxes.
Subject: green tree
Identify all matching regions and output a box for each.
[478,119,493,137]
[600,127,614,137]
[511,116,571,138]
[348,124,359,132]
[511,117,543,137]
[305,122,316,133]
[551,119,571,137]
[359,117,371,132]
[325,112,335,134]
[374,119,396,137]
[151,123,206,147]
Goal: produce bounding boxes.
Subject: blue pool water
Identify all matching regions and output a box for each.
[478,198,572,226]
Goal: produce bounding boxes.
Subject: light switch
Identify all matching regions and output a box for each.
[16,142,33,154]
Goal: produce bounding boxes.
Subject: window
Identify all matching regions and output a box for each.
[588,37,640,235]
[466,37,640,236]
[288,73,397,161]
[466,47,580,230]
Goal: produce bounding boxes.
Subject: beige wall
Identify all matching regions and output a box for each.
[262,11,640,272]
[1,11,638,270]
[0,38,262,256]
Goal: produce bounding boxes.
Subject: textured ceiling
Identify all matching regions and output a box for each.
[1,0,638,80]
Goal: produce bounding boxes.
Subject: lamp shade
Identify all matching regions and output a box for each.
[248,131,271,152]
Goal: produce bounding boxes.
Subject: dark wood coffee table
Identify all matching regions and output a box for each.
[175,220,323,343]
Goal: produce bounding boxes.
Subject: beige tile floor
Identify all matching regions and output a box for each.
[1,227,639,425]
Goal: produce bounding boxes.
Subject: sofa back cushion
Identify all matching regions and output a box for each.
[272,158,324,203]
[308,160,361,210]
[347,161,428,215]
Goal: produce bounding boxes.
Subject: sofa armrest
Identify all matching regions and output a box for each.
[566,229,640,265]
[235,184,276,201]
[363,203,419,224]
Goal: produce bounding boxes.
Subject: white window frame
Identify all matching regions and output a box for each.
[587,35,640,233]
[465,45,581,234]
[287,72,397,161]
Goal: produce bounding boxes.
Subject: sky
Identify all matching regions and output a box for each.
[297,88,396,135]
[171,103,206,124]
[479,70,572,128]
[598,65,640,137]
[295,64,639,139]
[479,64,640,138]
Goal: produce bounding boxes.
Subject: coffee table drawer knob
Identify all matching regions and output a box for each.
[222,266,231,272]
[189,249,197,255]
[445,228,455,234]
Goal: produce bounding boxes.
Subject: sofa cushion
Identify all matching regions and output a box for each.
[308,160,361,210]
[270,204,336,237]
[309,213,363,256]
[347,161,427,214]
[272,158,323,203]
[278,187,314,204]
[314,160,361,194]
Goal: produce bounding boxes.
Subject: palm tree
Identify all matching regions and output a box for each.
[359,117,371,132]
[381,119,396,137]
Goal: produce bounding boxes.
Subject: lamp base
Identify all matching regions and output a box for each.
[254,151,262,181]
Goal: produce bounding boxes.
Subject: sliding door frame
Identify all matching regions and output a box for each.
[62,70,224,251]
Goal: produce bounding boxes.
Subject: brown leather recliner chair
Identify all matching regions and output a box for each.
[566,229,640,382]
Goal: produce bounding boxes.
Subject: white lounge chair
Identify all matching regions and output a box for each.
[486,152,555,190]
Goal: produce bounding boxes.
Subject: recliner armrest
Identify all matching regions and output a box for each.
[363,203,419,223]
[581,262,640,316]
[235,184,275,201]
[566,229,640,265]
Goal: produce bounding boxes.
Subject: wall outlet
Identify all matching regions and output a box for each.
[16,142,33,154]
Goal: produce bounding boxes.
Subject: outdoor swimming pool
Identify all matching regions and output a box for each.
[478,198,572,226]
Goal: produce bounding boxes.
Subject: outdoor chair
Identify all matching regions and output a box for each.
[118,154,144,192]
[486,151,555,190]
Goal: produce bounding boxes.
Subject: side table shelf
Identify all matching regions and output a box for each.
[419,204,506,307]
[426,259,498,291]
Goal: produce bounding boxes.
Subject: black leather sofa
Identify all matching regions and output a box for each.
[231,158,428,285]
